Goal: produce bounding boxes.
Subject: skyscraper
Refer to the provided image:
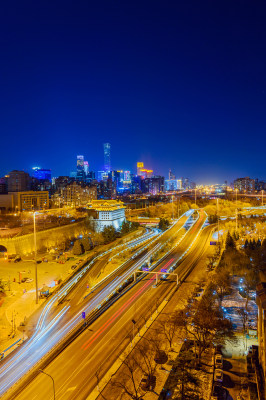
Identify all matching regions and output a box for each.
[84,161,89,175]
[77,155,85,181]
[137,162,144,176]
[103,143,111,172]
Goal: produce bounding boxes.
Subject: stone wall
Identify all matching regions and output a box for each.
[0,219,92,255]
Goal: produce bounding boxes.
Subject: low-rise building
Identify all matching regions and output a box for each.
[87,199,126,231]
[0,191,49,211]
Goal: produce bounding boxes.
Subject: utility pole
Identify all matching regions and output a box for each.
[171,195,174,220]
[195,188,197,206]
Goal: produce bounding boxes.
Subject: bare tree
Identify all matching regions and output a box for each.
[110,340,158,400]
[156,311,180,350]
[211,270,231,306]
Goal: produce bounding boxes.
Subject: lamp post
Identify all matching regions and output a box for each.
[194,188,197,206]
[33,212,38,304]
[216,198,220,242]
[235,188,238,202]
[177,194,185,219]
[171,195,174,220]
[39,370,55,400]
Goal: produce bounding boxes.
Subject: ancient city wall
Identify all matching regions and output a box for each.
[0,219,91,255]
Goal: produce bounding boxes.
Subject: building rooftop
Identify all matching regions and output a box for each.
[88,200,126,211]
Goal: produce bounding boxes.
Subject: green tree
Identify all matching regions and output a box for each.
[72,240,84,255]
[208,214,218,224]
[159,217,170,231]
[102,225,117,243]
[225,232,236,250]
[120,220,130,235]
[0,279,5,295]
[82,237,91,251]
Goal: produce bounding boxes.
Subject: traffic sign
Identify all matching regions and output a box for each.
[82,312,86,319]
[210,241,217,245]
[142,267,149,271]
[161,268,167,273]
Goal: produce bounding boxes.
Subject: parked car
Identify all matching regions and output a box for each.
[215,354,223,369]
[211,383,226,400]
[214,369,223,383]
[21,277,33,283]
[140,376,150,391]
[14,256,21,263]
[71,264,78,270]
[140,374,156,391]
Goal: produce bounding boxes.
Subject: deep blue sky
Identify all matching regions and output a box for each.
[1,1,266,184]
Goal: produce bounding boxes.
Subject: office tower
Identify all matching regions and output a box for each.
[77,155,85,181]
[169,169,175,180]
[123,171,131,182]
[84,161,89,175]
[7,170,31,192]
[137,162,144,176]
[104,143,111,172]
[33,168,52,182]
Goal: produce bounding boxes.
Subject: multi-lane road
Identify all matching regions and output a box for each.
[0,212,193,399]
[5,210,211,400]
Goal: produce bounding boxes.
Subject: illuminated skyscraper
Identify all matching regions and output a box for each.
[137,162,144,176]
[84,161,89,175]
[77,155,85,181]
[104,143,111,172]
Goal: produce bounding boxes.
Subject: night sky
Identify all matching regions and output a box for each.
[1,1,266,184]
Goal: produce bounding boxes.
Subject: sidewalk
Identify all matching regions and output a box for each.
[222,334,257,400]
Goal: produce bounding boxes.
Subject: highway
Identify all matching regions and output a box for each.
[8,211,209,400]
[0,212,192,398]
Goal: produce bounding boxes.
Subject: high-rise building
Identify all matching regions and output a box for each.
[77,155,85,181]
[104,143,111,172]
[234,177,255,193]
[137,162,144,176]
[169,169,175,180]
[123,171,131,182]
[84,161,89,175]
[33,168,52,182]
[7,170,31,192]
[165,179,182,191]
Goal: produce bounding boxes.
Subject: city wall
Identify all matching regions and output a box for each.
[0,219,92,255]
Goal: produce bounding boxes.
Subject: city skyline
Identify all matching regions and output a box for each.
[1,2,266,183]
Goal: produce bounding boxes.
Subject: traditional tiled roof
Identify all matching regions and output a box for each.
[87,200,126,211]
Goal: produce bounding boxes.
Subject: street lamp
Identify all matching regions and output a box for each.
[177,194,185,218]
[194,188,197,206]
[216,198,220,242]
[33,212,38,304]
[235,188,238,202]
[39,370,55,400]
